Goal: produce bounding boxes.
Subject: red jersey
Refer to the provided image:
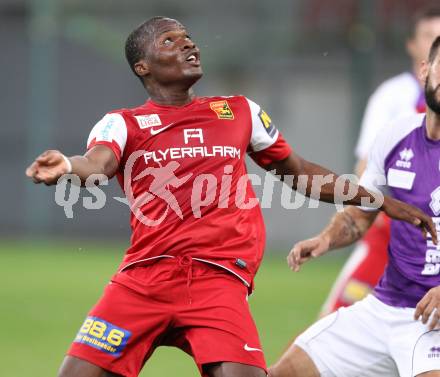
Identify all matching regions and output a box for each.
[87,95,291,289]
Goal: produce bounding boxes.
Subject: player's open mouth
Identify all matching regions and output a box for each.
[185,52,201,66]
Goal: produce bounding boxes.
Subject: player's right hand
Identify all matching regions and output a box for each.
[414,286,440,330]
[287,235,330,272]
[25,150,70,186]
[382,196,438,245]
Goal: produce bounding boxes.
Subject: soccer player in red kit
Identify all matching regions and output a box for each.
[26,17,436,377]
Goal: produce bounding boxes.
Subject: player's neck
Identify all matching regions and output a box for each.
[146,85,196,107]
[426,110,440,141]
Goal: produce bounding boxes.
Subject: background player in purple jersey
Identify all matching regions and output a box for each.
[269,36,440,377]
[320,5,440,316]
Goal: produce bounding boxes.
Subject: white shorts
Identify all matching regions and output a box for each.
[295,295,440,377]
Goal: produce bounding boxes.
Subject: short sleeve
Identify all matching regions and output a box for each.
[245,98,292,166]
[87,113,128,162]
[359,140,387,193]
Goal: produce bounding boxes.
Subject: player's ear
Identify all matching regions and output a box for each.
[419,60,429,85]
[134,59,150,78]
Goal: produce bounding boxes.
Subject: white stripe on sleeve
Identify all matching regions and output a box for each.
[87,113,128,156]
[246,98,279,152]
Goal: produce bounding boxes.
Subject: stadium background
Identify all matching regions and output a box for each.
[0,0,432,375]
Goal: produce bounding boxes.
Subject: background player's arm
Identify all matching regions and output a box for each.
[286,206,376,272]
[25,146,119,186]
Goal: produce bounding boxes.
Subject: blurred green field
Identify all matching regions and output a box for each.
[0,240,347,376]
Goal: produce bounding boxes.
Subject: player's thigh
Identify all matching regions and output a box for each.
[204,362,266,377]
[58,355,123,377]
[296,296,398,377]
[399,326,440,377]
[180,273,266,373]
[269,344,320,377]
[67,280,172,377]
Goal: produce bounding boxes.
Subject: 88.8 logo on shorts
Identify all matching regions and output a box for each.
[74,316,131,356]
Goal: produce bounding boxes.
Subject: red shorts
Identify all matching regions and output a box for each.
[321,213,390,315]
[67,257,266,377]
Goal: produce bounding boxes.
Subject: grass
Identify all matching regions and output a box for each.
[0,240,346,376]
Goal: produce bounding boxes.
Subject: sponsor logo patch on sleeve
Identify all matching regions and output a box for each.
[210,100,234,120]
[258,109,276,137]
[74,316,131,356]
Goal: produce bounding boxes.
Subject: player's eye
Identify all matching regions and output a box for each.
[163,37,172,45]
[185,35,191,40]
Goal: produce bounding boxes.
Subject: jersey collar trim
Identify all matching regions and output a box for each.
[145,97,200,110]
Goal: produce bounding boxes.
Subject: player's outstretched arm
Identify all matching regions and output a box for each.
[25,145,119,186]
[266,153,380,208]
[287,206,376,272]
[266,152,438,244]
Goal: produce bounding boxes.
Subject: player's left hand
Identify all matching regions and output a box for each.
[382,196,438,245]
[287,235,330,272]
[414,286,440,330]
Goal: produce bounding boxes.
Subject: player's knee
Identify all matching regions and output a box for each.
[269,345,320,377]
[57,357,75,377]
[416,372,440,377]
[57,355,114,377]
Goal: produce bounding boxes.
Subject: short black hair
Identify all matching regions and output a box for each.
[428,35,440,63]
[125,16,177,80]
[410,5,440,38]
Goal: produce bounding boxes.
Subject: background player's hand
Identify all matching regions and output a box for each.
[414,286,440,330]
[287,235,330,272]
[382,196,438,244]
[26,150,70,186]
